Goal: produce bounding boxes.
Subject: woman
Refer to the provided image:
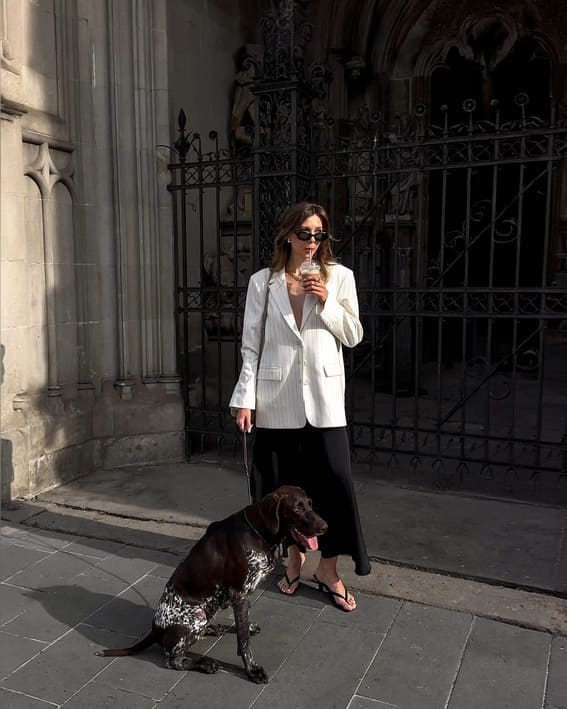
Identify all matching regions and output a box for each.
[230,202,370,611]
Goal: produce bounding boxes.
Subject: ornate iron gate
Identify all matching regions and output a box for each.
[168,5,567,503]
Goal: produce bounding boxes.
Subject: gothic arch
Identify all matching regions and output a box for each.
[318,0,564,123]
[326,0,377,53]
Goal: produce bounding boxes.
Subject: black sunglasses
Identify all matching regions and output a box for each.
[295,229,329,242]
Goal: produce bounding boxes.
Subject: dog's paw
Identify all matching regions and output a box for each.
[196,657,220,674]
[248,664,269,684]
[249,622,261,635]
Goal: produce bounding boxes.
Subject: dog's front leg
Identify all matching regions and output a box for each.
[229,590,269,684]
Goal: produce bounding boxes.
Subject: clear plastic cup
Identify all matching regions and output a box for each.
[299,261,321,281]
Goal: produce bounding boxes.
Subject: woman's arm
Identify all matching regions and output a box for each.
[229,270,269,416]
[317,267,363,348]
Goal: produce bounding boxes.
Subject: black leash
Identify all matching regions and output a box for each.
[242,430,253,504]
[242,429,283,561]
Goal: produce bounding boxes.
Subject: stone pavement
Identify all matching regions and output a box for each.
[1,520,566,709]
[1,461,567,708]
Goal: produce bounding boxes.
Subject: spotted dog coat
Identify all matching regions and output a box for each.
[97,485,327,684]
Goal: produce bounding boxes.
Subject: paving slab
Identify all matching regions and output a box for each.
[56,539,116,560]
[85,552,161,586]
[348,698,398,709]
[359,603,472,709]
[0,582,34,626]
[148,559,178,581]
[253,619,380,709]
[0,687,57,708]
[5,551,97,592]
[70,564,139,598]
[0,525,77,551]
[0,544,53,581]
[63,681,156,709]
[1,584,113,643]
[546,635,567,709]
[1,624,131,705]
[355,477,567,593]
[446,617,552,709]
[158,663,263,709]
[86,574,164,637]
[93,644,190,702]
[316,591,402,633]
[206,594,322,681]
[0,630,46,678]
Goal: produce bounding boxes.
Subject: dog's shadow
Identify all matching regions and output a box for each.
[24,584,262,680]
[23,584,159,656]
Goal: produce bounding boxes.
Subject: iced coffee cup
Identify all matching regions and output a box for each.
[299,260,321,281]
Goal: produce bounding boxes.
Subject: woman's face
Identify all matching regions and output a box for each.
[288,214,324,264]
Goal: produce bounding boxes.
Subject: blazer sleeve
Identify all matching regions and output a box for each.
[228,270,268,412]
[317,266,363,348]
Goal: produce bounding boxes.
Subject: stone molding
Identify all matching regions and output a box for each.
[23,136,75,397]
[106,0,175,396]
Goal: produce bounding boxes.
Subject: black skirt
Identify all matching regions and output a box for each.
[251,424,371,576]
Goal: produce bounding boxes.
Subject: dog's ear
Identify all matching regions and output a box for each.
[257,492,281,535]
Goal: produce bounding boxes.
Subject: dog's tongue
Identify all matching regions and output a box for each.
[293,530,319,551]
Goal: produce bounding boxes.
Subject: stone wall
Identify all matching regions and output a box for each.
[0,0,210,501]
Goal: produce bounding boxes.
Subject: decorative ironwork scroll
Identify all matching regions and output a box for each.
[252,0,315,267]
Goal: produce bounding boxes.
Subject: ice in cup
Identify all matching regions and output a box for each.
[299,260,321,281]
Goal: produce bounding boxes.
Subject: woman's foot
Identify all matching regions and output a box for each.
[313,556,356,612]
[313,572,356,611]
[277,546,305,595]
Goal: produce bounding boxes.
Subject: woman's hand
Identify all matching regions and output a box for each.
[235,408,254,433]
[302,274,328,305]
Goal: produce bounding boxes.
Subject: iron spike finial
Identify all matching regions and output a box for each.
[175,109,190,162]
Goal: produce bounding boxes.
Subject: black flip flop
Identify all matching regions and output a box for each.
[278,572,301,596]
[313,574,355,612]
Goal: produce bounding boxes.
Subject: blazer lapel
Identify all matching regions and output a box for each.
[270,270,302,341]
[301,295,317,331]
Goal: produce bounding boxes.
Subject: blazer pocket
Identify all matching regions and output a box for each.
[323,362,342,377]
[258,366,282,381]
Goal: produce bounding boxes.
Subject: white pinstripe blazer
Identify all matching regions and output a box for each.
[229,263,363,428]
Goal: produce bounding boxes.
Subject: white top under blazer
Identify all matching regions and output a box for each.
[229,263,363,428]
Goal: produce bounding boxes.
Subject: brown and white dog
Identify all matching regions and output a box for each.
[97,485,327,683]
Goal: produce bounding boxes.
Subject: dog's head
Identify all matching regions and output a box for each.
[252,485,327,549]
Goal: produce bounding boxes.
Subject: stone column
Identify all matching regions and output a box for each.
[91,0,177,398]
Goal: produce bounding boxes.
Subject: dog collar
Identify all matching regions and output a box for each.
[243,509,271,547]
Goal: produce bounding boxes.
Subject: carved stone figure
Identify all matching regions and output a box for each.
[460,14,519,74]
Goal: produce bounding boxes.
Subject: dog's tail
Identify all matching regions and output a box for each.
[96,630,156,657]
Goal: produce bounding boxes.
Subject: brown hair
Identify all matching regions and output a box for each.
[270,202,336,282]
